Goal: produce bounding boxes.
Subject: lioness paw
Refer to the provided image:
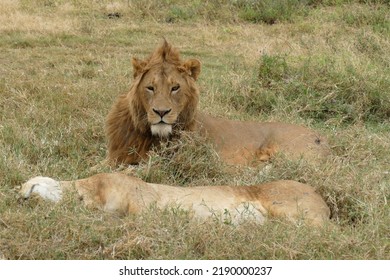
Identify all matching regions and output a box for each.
[20,176,62,202]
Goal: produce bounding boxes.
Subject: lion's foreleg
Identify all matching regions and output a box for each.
[19,174,144,214]
[20,176,77,203]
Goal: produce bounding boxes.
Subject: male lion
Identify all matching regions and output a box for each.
[106,40,330,166]
[20,173,330,226]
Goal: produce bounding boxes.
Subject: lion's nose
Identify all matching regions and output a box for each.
[153,108,171,118]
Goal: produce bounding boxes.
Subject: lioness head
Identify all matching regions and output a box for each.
[130,40,201,137]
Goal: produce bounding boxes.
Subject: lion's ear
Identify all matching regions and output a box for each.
[132,57,147,78]
[181,59,201,80]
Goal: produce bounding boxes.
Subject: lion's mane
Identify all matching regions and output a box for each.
[105,41,200,165]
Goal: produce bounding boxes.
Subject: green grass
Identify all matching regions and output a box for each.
[1,0,390,259]
[227,52,390,123]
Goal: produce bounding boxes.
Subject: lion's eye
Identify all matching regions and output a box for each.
[171,85,180,93]
[146,86,154,92]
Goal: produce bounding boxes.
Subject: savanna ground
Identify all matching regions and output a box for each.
[0,0,389,260]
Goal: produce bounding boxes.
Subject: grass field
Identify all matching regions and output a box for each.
[0,0,389,259]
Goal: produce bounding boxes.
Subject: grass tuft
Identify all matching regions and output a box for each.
[137,132,229,186]
[235,0,309,24]
[227,53,390,124]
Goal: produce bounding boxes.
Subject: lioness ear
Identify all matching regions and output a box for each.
[181,59,201,80]
[132,57,147,78]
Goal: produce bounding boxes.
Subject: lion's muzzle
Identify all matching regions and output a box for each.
[149,107,175,137]
[151,123,172,138]
[153,108,171,118]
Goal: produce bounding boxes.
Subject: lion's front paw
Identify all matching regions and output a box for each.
[20,176,62,202]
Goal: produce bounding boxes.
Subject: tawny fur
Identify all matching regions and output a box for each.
[106,40,330,166]
[20,173,330,226]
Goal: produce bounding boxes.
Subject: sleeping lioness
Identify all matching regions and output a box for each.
[106,40,330,166]
[20,173,330,226]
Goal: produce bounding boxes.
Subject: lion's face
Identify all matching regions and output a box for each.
[138,64,192,137]
[131,41,201,138]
